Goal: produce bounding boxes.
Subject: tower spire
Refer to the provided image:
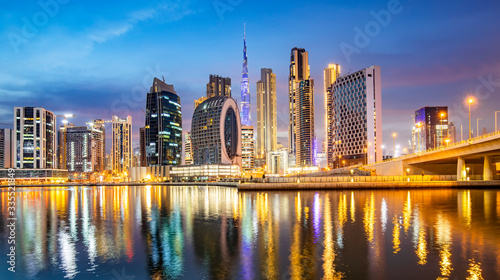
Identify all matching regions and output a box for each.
[240,24,251,126]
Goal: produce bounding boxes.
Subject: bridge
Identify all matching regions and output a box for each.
[364,131,500,181]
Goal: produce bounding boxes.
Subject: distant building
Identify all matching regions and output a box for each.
[65,126,104,173]
[448,122,457,144]
[139,127,146,167]
[328,66,383,167]
[296,79,315,166]
[0,129,15,168]
[14,107,57,169]
[412,106,448,152]
[256,68,277,163]
[324,63,341,167]
[288,47,310,156]
[267,148,289,176]
[240,28,251,126]
[112,115,132,173]
[241,126,254,171]
[207,74,231,98]
[145,77,183,166]
[194,96,208,110]
[191,96,242,167]
[91,119,107,172]
[184,132,193,165]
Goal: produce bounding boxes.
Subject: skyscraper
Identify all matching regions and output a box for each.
[289,47,310,156]
[90,119,106,172]
[412,106,448,152]
[324,63,341,166]
[256,68,277,160]
[0,128,15,169]
[65,126,104,173]
[112,115,132,173]
[241,126,254,171]
[328,66,383,167]
[14,107,57,169]
[191,96,242,167]
[145,77,183,166]
[184,132,193,165]
[207,75,231,98]
[139,127,146,167]
[240,25,251,126]
[296,79,315,166]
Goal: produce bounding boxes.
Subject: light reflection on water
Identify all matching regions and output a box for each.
[0,187,499,279]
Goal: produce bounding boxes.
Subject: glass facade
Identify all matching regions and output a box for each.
[145,78,182,166]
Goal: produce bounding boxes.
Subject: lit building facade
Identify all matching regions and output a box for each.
[241,126,254,171]
[256,68,277,162]
[240,27,251,126]
[266,148,289,176]
[194,96,208,109]
[328,65,383,167]
[112,115,132,173]
[296,79,315,166]
[324,63,341,166]
[91,119,107,171]
[412,106,448,153]
[65,126,104,173]
[289,47,310,156]
[145,77,183,166]
[191,96,242,167]
[184,132,193,165]
[139,127,146,167]
[207,75,231,98]
[14,107,57,169]
[0,128,15,168]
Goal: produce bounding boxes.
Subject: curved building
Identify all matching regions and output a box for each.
[145,77,183,166]
[191,96,242,167]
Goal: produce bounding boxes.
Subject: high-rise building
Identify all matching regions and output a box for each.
[448,122,457,144]
[14,107,57,169]
[65,126,104,173]
[145,77,183,166]
[241,126,254,171]
[184,132,193,165]
[256,68,277,161]
[0,128,15,169]
[139,127,146,167]
[194,96,208,110]
[289,47,310,156]
[412,106,448,153]
[328,66,383,167]
[296,79,315,166]
[91,119,106,171]
[324,63,341,166]
[112,115,132,173]
[207,75,231,98]
[240,26,251,126]
[191,96,242,167]
[58,123,73,169]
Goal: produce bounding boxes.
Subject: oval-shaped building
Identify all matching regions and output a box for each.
[191,96,242,167]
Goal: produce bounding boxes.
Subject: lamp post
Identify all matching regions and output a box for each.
[392,133,397,158]
[468,98,474,139]
[440,113,445,147]
[496,111,500,132]
[477,118,482,138]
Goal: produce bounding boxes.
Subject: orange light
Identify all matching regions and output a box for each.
[468,98,474,104]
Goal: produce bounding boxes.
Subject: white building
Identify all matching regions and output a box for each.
[328,65,383,167]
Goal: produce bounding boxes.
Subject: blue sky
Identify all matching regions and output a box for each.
[1,0,500,153]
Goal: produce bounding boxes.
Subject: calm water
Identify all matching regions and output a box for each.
[0,186,499,280]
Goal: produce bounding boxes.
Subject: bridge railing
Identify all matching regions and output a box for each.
[262,174,498,183]
[368,130,500,166]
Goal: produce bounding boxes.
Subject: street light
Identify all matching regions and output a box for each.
[440,112,445,147]
[392,133,397,158]
[477,118,482,138]
[468,98,474,139]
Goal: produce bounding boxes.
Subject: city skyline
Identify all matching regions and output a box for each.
[1,0,500,154]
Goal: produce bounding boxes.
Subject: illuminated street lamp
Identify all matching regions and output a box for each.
[468,98,475,139]
[392,133,397,158]
[445,138,450,146]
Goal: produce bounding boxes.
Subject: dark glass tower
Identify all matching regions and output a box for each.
[240,25,251,126]
[145,77,182,166]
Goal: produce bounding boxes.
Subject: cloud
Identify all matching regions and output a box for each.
[0,89,34,101]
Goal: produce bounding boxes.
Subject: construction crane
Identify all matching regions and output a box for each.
[56,114,76,125]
